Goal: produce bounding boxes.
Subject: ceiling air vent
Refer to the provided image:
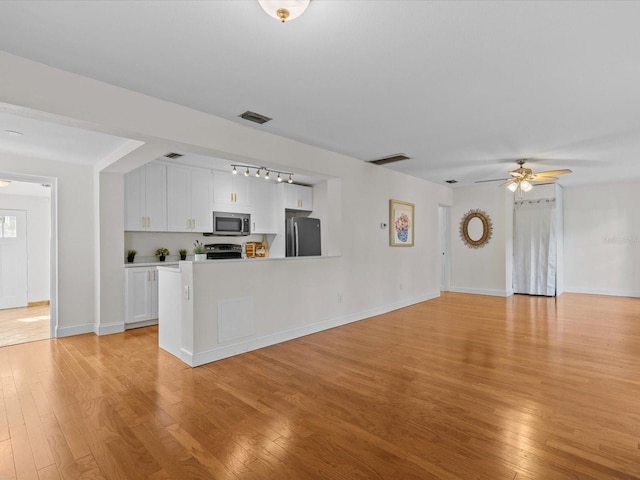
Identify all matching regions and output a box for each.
[164,152,183,159]
[368,153,411,165]
[445,179,458,184]
[239,111,272,125]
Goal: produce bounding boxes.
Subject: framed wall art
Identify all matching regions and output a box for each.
[389,199,414,247]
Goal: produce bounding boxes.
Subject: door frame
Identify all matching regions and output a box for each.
[0,172,57,338]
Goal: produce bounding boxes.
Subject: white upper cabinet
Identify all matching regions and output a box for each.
[282,183,313,211]
[166,165,212,232]
[212,171,252,212]
[251,178,279,234]
[124,163,167,231]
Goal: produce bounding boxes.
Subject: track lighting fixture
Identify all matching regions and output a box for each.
[230,164,295,184]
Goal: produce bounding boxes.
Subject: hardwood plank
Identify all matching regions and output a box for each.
[0,293,640,478]
[9,424,37,480]
[0,437,17,479]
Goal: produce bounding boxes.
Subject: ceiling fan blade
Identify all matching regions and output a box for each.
[534,169,572,176]
[474,178,510,183]
[509,171,524,178]
[530,176,558,182]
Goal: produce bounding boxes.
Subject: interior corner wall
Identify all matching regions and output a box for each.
[98,172,125,334]
[0,193,50,302]
[0,154,95,336]
[450,185,512,297]
[564,180,640,297]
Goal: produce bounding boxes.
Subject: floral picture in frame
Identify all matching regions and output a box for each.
[389,199,415,247]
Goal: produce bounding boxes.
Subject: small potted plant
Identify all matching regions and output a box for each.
[193,240,207,261]
[155,247,170,262]
[126,249,137,263]
[179,248,188,261]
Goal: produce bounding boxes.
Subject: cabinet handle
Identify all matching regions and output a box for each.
[147,217,151,227]
[253,222,256,231]
[141,217,146,228]
[230,193,233,202]
[193,219,196,229]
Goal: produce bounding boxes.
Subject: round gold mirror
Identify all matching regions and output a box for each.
[459,209,493,248]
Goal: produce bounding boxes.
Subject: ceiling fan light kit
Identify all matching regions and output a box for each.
[480,159,572,197]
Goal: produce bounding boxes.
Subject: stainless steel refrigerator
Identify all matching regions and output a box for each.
[286,217,321,257]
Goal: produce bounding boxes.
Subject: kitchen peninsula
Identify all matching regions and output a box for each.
[158,255,343,367]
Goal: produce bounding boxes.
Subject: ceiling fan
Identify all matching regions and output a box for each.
[476,160,572,194]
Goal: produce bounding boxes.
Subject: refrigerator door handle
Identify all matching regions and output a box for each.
[294,222,299,256]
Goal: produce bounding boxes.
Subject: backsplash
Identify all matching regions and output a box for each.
[124,231,267,263]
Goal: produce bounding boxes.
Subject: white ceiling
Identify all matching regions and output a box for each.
[1,1,640,188]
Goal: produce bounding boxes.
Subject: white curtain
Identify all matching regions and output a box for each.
[513,199,556,296]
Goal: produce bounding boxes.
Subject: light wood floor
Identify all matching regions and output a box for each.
[1,292,640,479]
[0,305,50,348]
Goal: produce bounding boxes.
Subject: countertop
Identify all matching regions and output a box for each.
[124,261,180,268]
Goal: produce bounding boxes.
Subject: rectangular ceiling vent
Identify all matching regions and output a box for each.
[368,153,411,165]
[239,111,272,125]
[164,152,183,159]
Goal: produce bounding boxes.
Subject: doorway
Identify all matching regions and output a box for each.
[439,205,450,292]
[0,176,55,346]
[0,209,27,309]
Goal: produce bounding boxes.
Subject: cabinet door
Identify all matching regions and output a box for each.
[126,268,153,323]
[124,166,146,231]
[298,185,313,210]
[251,179,278,234]
[145,163,167,231]
[166,166,191,231]
[190,169,212,232]
[213,172,252,212]
[282,184,313,211]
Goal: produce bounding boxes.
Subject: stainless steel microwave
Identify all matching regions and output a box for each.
[212,211,251,236]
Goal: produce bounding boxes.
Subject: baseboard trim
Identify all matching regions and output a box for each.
[28,300,50,307]
[56,323,95,338]
[187,291,440,367]
[564,287,640,298]
[448,286,513,297]
[97,322,125,335]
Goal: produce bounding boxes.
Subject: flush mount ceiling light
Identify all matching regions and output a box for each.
[231,164,294,183]
[0,180,11,188]
[258,0,310,23]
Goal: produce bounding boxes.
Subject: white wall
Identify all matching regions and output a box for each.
[0,155,94,336]
[564,180,640,297]
[0,193,50,302]
[2,51,452,338]
[450,185,513,296]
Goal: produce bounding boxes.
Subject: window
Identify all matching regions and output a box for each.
[0,215,17,238]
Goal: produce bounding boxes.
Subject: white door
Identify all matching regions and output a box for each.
[0,210,28,309]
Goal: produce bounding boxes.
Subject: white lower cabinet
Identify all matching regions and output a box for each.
[125,267,158,327]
